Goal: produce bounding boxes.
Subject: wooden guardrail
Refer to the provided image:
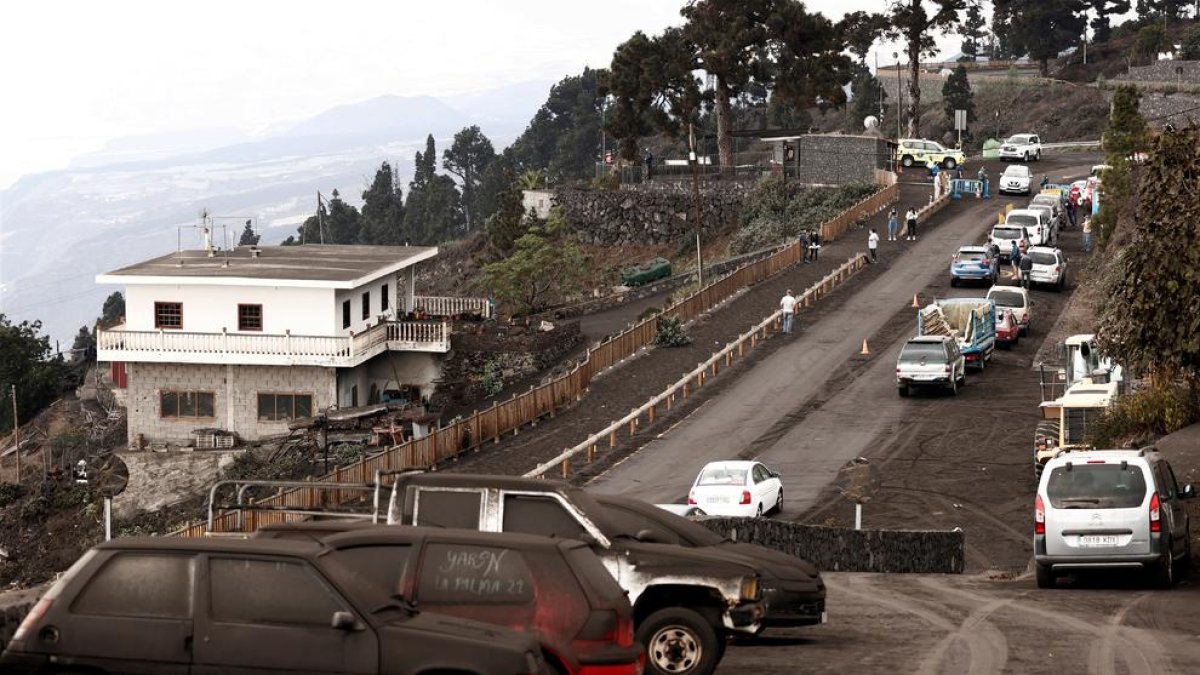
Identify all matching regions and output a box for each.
[174,179,898,537]
[525,253,870,479]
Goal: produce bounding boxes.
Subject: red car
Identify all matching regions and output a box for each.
[996,307,1020,349]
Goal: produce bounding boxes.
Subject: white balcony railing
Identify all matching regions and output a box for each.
[97,321,449,367]
[413,295,492,319]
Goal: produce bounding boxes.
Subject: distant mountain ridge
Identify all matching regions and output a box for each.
[0,79,552,344]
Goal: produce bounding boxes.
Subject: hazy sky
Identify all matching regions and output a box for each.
[1,0,965,190]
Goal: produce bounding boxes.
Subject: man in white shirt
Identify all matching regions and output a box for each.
[868,228,879,263]
[780,289,797,334]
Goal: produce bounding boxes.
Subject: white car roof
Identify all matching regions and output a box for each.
[1008,134,1036,141]
[988,285,1029,298]
[1006,208,1042,219]
[1045,448,1152,468]
[906,335,953,345]
[1030,194,1057,202]
[1026,245,1061,255]
[957,245,990,253]
[699,460,755,472]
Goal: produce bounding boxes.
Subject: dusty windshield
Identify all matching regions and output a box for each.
[1007,214,1037,228]
[1047,464,1147,509]
[1028,251,1057,265]
[993,227,1024,240]
[990,290,1025,308]
[899,342,946,364]
[956,250,986,262]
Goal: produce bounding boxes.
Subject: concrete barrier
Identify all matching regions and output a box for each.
[697,517,965,574]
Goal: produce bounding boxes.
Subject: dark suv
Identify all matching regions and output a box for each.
[387,473,766,675]
[595,495,826,628]
[1,537,545,675]
[255,523,644,675]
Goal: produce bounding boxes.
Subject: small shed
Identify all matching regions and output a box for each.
[761,132,895,186]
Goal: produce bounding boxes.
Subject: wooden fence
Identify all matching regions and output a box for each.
[173,178,898,537]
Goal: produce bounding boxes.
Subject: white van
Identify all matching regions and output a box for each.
[1005,209,1051,246]
[990,223,1029,261]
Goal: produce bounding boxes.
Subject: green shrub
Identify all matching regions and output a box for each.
[0,483,26,508]
[480,360,505,397]
[654,315,692,348]
[1088,381,1200,448]
[730,180,878,255]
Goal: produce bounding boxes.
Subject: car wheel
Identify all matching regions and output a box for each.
[944,158,957,170]
[1036,151,1042,161]
[1036,564,1056,589]
[948,376,958,396]
[638,607,721,675]
[755,503,763,517]
[950,277,959,287]
[898,384,909,397]
[775,489,784,514]
[1151,544,1175,589]
[902,155,914,168]
[1020,326,1028,337]
[1023,152,1029,162]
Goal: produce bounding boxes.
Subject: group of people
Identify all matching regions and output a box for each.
[797,228,822,262]
[862,207,923,264]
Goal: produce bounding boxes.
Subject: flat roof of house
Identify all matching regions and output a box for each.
[96,244,439,289]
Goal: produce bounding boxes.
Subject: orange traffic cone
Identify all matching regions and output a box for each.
[911,294,920,308]
[860,338,870,356]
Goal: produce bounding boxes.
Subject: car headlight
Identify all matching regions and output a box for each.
[740,576,760,601]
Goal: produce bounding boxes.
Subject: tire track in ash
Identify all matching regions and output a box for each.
[826,575,1009,675]
[926,580,1171,675]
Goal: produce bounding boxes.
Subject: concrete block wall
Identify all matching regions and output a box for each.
[796,136,892,185]
[113,449,242,519]
[125,362,336,446]
[698,517,965,574]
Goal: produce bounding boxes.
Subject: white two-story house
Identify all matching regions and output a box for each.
[96,243,488,448]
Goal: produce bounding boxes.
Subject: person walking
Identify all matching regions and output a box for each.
[905,207,918,241]
[1009,239,1021,280]
[868,228,880,263]
[809,229,821,261]
[780,289,797,334]
[887,208,899,241]
[798,229,810,263]
[1082,217,1093,252]
[1018,251,1033,289]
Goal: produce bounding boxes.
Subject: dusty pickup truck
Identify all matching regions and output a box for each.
[387,473,765,675]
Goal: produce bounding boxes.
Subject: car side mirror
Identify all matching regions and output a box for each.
[636,528,667,544]
[331,611,363,632]
[1183,484,1196,499]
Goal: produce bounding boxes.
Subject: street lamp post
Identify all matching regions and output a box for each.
[893,52,902,141]
[688,122,704,288]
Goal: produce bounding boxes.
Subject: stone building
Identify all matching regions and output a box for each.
[96,243,489,447]
[764,133,895,185]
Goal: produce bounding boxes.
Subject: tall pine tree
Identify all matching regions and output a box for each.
[443,126,496,232]
[888,0,966,138]
[1008,0,1086,76]
[359,162,405,245]
[960,0,987,60]
[404,135,464,244]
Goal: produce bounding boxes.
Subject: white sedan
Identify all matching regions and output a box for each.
[687,460,783,517]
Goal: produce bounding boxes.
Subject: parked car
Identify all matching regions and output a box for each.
[654,504,707,517]
[1025,246,1068,290]
[257,524,643,675]
[595,495,826,629]
[995,308,1020,349]
[989,223,1030,261]
[895,138,965,170]
[998,165,1032,195]
[1035,447,1194,588]
[1029,193,1063,229]
[1006,209,1052,246]
[987,285,1032,336]
[387,473,766,675]
[687,460,783,518]
[950,245,999,287]
[896,335,966,397]
[1,537,547,675]
[999,133,1043,162]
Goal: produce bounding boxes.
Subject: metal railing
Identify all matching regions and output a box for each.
[412,295,492,319]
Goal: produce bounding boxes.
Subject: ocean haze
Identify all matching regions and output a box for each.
[0,79,552,344]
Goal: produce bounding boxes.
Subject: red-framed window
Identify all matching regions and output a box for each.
[154,302,183,330]
[238,304,263,331]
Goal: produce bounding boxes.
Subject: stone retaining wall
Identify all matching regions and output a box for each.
[555,184,752,246]
[1116,60,1200,84]
[697,517,965,574]
[114,448,243,519]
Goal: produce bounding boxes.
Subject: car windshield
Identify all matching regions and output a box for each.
[899,342,946,363]
[990,290,1025,308]
[1007,214,1037,227]
[1032,196,1056,206]
[956,250,986,262]
[1006,135,1031,144]
[1028,251,1057,265]
[696,465,748,486]
[1003,166,1031,178]
[993,227,1024,240]
[1047,464,1147,509]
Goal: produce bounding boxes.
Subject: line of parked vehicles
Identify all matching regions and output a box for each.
[3,470,828,675]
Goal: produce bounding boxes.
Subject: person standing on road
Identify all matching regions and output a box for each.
[905,207,918,241]
[887,208,899,241]
[809,229,821,261]
[1019,252,1033,289]
[780,289,797,334]
[1009,239,1021,279]
[798,229,810,263]
[868,228,880,263]
[1082,217,1094,252]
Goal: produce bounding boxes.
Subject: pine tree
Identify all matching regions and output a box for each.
[960,0,987,60]
[99,291,125,328]
[942,65,976,143]
[404,136,464,244]
[1086,0,1131,43]
[237,220,260,246]
[1008,0,1086,76]
[888,0,966,137]
[443,126,496,232]
[847,67,887,132]
[360,162,405,245]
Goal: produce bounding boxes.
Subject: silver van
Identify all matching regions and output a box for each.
[1034,448,1194,588]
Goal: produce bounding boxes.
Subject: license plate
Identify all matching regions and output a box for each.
[1079,535,1119,547]
[707,496,730,504]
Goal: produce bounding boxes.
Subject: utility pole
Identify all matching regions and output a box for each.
[688,122,704,288]
[875,51,883,121]
[9,385,19,483]
[893,53,903,141]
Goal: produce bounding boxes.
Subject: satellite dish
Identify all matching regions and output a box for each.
[864,115,880,130]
